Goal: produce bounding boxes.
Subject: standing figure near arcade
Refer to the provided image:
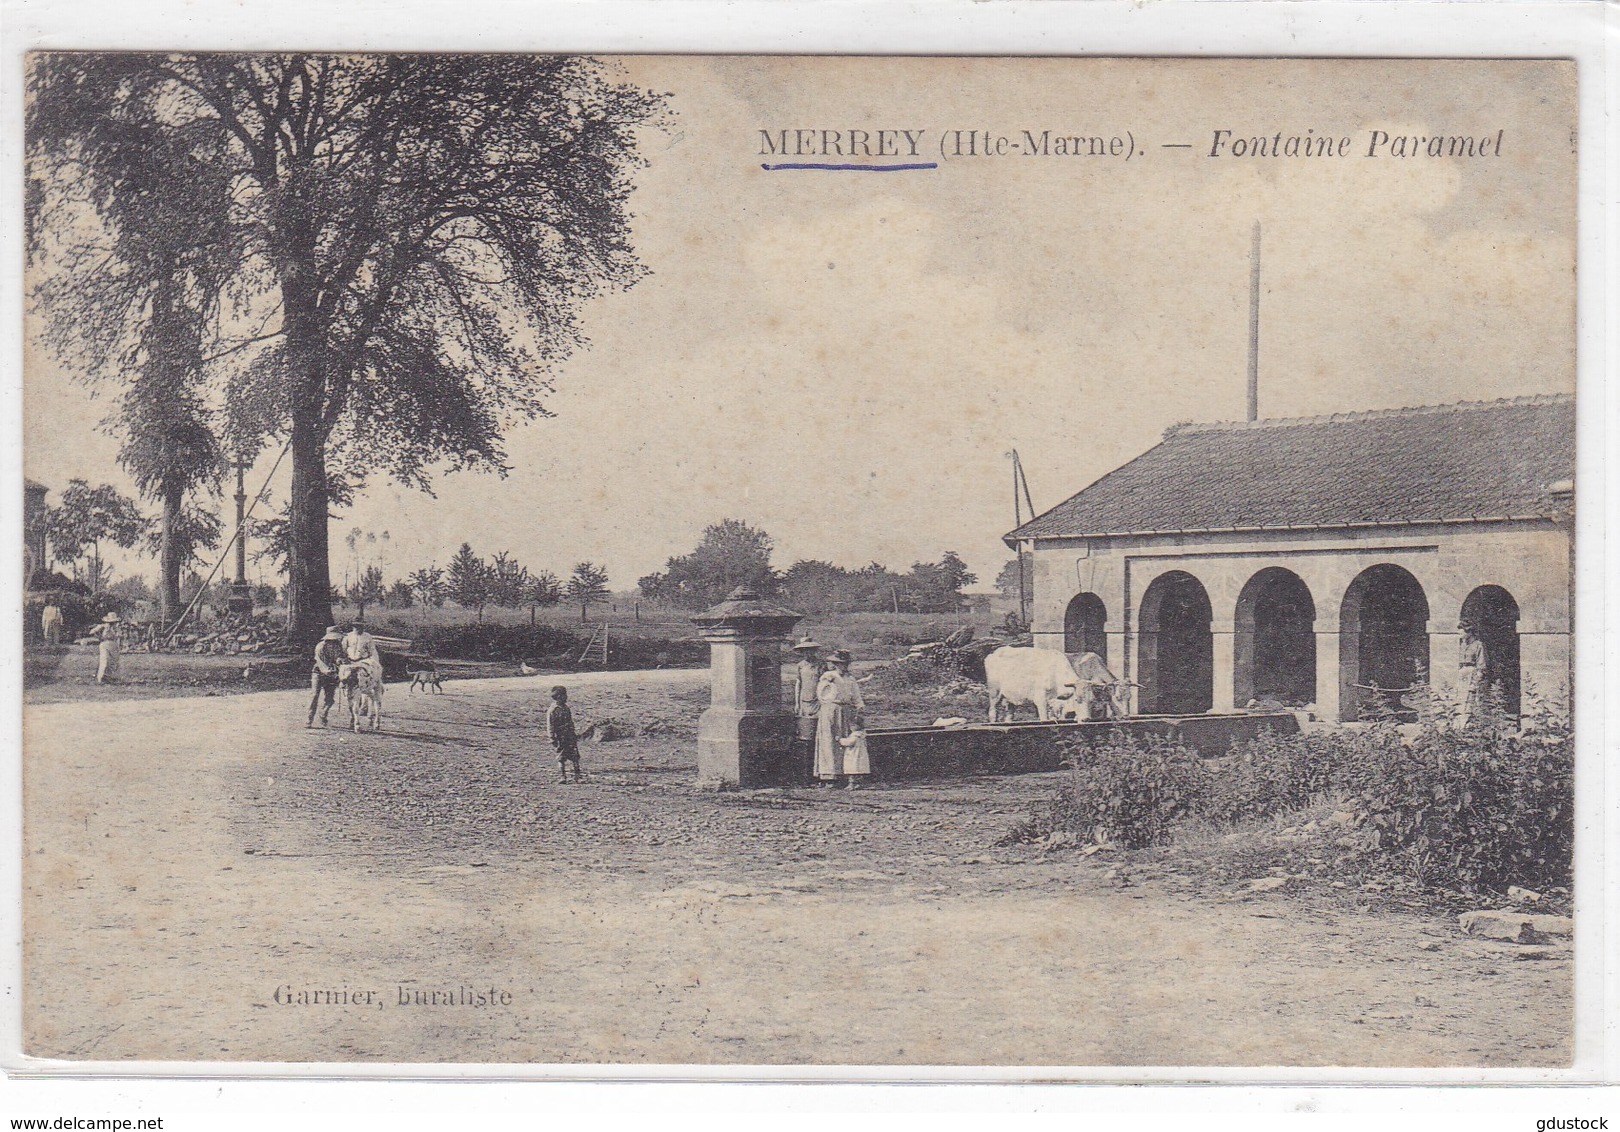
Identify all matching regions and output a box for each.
[92,612,123,684]
[791,637,823,773]
[1458,617,1489,725]
[815,648,869,789]
[307,625,344,728]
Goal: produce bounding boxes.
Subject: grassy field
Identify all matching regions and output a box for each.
[343,601,998,662]
[24,604,1005,704]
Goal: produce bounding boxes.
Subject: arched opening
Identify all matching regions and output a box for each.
[1063,592,1108,666]
[1234,568,1316,709]
[1460,585,1521,716]
[1339,564,1430,721]
[1138,571,1213,715]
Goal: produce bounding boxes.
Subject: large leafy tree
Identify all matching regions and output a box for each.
[28,82,240,622]
[28,53,667,642]
[907,550,978,612]
[638,519,777,610]
[46,480,149,593]
[995,556,1034,605]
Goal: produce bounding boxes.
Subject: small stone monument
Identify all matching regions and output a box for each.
[691,586,803,789]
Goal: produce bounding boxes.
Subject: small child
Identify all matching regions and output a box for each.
[546,685,582,783]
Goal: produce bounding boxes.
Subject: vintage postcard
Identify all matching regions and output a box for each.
[17,54,1580,1071]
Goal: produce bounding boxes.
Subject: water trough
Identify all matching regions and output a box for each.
[857,711,1301,782]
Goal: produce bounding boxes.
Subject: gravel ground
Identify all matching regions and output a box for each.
[22,668,1572,1068]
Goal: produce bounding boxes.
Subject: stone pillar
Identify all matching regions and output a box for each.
[1105,630,1127,682]
[1134,630,1157,715]
[691,587,803,790]
[1232,619,1256,708]
[1336,624,1360,722]
[1427,619,1460,703]
[1312,626,1341,723]
[1210,619,1237,712]
[1519,628,1571,709]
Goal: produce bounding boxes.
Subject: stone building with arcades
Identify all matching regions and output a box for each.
[1004,395,1573,722]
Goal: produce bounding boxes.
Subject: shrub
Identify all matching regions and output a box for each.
[1346,702,1573,893]
[381,620,581,662]
[1203,726,1393,825]
[864,654,955,694]
[1050,734,1208,849]
[367,619,707,669]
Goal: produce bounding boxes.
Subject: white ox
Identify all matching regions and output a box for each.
[984,646,1081,723]
[1070,651,1131,721]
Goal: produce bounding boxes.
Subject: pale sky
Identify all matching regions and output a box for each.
[24,57,1576,591]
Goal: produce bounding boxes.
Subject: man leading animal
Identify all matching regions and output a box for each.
[307,624,344,728]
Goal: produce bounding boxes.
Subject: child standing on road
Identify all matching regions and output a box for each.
[546,685,582,784]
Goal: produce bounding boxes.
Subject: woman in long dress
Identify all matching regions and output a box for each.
[93,612,123,684]
[792,637,823,772]
[815,648,868,787]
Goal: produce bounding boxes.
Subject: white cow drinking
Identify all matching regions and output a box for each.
[1067,651,1131,721]
[984,645,1081,723]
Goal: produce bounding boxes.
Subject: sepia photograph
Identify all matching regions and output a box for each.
[17,52,1581,1070]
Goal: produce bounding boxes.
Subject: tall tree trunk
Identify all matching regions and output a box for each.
[277,217,338,647]
[287,406,332,645]
[159,480,183,624]
[283,276,334,645]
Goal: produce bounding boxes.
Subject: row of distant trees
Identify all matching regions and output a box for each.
[636,519,979,614]
[32,492,997,627]
[343,546,611,624]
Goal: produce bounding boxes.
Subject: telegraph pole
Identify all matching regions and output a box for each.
[1247,221,1262,423]
[1010,450,1036,628]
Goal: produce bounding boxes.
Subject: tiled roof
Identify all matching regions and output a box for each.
[1007,395,1574,542]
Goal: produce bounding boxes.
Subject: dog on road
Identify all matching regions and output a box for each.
[408,658,444,694]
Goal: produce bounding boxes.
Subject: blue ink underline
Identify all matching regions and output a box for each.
[760,162,939,172]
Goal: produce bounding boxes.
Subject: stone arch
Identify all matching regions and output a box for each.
[1460,584,1522,716]
[1339,564,1430,721]
[1234,567,1317,708]
[1063,592,1108,666]
[1138,570,1213,715]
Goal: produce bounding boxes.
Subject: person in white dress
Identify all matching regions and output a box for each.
[815,649,869,788]
[93,612,123,684]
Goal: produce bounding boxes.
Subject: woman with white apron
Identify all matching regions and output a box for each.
[94,612,123,684]
[815,648,870,788]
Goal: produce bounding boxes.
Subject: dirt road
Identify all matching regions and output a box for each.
[22,669,1571,1067]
